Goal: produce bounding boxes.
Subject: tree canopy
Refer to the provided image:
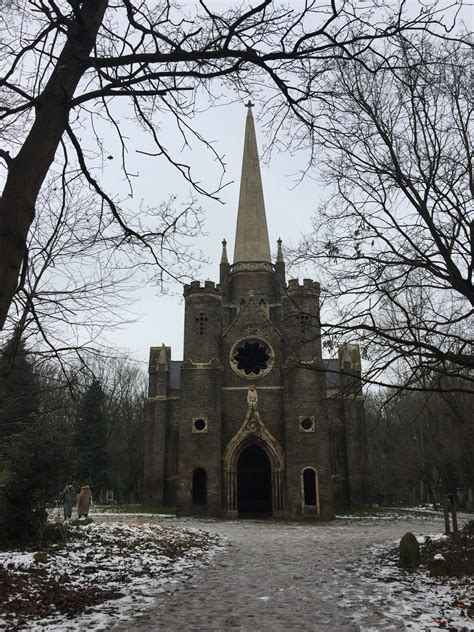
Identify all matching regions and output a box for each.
[291,33,472,392]
[0,0,465,334]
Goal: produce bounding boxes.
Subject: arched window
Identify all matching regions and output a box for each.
[302,468,319,516]
[192,468,207,505]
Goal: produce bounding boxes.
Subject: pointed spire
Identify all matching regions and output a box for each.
[233,103,271,264]
[220,238,228,264]
[276,238,284,263]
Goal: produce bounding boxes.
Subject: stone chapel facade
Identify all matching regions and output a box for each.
[143,105,369,518]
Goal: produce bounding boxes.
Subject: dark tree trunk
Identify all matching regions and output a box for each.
[0,0,108,330]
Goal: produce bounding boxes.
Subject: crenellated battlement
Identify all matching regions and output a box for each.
[286,278,320,293]
[144,105,370,516]
[183,280,222,296]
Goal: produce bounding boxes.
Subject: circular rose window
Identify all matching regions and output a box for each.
[230,338,274,379]
[300,417,315,432]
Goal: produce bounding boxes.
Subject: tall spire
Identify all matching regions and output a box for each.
[233,102,271,264]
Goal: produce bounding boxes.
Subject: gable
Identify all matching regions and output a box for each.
[222,296,282,341]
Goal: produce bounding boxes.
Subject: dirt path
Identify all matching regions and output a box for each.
[108,513,452,631]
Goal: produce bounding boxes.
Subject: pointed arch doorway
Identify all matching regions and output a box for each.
[223,387,285,518]
[237,444,272,516]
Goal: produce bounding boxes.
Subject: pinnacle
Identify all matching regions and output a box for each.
[221,238,229,264]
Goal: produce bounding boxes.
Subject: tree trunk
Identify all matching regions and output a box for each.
[426,479,438,511]
[0,0,108,330]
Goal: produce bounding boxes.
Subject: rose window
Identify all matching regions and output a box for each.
[230,338,274,378]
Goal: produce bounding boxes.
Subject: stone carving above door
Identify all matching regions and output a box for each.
[223,386,285,472]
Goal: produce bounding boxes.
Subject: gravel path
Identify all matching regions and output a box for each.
[110,513,454,631]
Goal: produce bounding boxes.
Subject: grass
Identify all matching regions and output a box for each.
[69,517,94,526]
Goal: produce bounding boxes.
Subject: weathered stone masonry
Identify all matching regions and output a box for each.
[143,105,369,517]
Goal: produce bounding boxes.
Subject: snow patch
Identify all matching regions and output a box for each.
[0,517,223,631]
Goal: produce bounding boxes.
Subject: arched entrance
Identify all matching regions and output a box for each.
[237,445,272,516]
[223,387,285,517]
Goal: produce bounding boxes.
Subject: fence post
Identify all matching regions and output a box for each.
[449,494,458,533]
[443,495,451,535]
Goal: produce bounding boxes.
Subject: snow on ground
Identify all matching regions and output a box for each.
[335,509,472,523]
[0,518,222,631]
[103,513,473,632]
[362,536,473,632]
[0,510,472,631]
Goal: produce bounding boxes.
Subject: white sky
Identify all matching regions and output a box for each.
[94,0,471,370]
[102,100,323,367]
[6,0,469,371]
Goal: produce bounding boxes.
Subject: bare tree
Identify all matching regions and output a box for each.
[367,377,474,506]
[291,33,472,392]
[2,169,203,377]
[0,0,465,331]
[98,358,147,502]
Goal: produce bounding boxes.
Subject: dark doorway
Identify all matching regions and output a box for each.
[303,468,318,515]
[237,445,272,516]
[192,468,207,506]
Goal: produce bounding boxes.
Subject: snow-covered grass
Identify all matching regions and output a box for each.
[335,508,440,522]
[92,504,176,516]
[0,517,222,631]
[362,535,473,631]
[1,512,471,631]
[336,507,473,524]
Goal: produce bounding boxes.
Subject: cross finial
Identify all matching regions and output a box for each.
[245,100,254,109]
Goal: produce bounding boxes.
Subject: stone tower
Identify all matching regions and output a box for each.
[143,105,368,517]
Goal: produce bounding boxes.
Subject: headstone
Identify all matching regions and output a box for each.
[399,532,420,568]
[34,551,48,564]
[429,553,447,577]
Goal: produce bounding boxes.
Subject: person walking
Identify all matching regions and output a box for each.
[77,483,92,518]
[61,484,76,521]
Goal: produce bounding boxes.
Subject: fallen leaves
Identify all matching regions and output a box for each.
[0,518,221,630]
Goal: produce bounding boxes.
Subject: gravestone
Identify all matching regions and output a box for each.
[399,532,420,568]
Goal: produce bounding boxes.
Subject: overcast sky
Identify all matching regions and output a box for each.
[13,0,466,372]
[103,99,324,368]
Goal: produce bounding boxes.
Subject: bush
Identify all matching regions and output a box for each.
[69,517,94,527]
[1,417,73,543]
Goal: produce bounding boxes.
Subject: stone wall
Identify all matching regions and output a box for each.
[144,274,368,517]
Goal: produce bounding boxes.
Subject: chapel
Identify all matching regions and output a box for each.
[143,105,368,518]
